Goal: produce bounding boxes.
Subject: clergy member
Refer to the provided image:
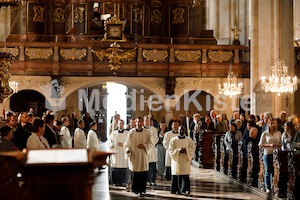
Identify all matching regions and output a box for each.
[163,120,180,181]
[124,117,152,197]
[169,126,195,196]
[110,119,129,186]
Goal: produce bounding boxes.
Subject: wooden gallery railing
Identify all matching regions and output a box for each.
[213,140,300,199]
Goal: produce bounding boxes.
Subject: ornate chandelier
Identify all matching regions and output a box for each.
[261,59,298,96]
[219,64,243,98]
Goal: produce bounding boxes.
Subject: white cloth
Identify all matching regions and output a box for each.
[124,128,153,172]
[146,126,159,163]
[87,130,99,151]
[74,127,87,148]
[259,130,282,155]
[27,133,50,150]
[186,117,191,137]
[169,136,195,175]
[224,130,242,151]
[110,130,129,168]
[60,125,72,148]
[163,130,179,167]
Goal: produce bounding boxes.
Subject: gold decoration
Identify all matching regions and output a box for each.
[142,49,168,62]
[172,8,185,24]
[92,42,136,74]
[231,18,241,40]
[74,6,85,23]
[0,0,22,7]
[53,0,65,3]
[59,48,87,60]
[208,50,233,63]
[150,9,161,24]
[174,50,201,61]
[0,47,19,57]
[103,15,126,42]
[53,7,65,23]
[0,52,13,103]
[33,5,45,23]
[133,8,143,23]
[25,47,53,60]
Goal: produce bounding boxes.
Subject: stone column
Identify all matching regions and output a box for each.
[251,0,294,116]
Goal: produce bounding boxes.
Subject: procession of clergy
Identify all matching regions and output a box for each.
[108,114,195,198]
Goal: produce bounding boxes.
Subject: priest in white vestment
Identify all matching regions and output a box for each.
[163,120,180,181]
[124,117,152,197]
[74,120,86,148]
[87,122,99,151]
[169,126,195,196]
[60,117,72,148]
[143,115,159,186]
[110,119,129,186]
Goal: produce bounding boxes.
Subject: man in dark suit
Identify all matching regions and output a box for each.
[12,112,33,151]
[181,110,193,138]
[44,114,58,148]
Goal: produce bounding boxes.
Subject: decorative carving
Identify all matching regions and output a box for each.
[103,15,126,42]
[287,151,295,200]
[92,42,136,74]
[228,146,233,177]
[133,7,143,23]
[142,49,168,62]
[256,96,271,106]
[231,18,241,41]
[59,48,87,60]
[25,47,53,60]
[0,52,13,103]
[172,8,185,24]
[150,9,161,24]
[220,136,225,173]
[258,148,265,191]
[0,47,19,57]
[237,141,243,181]
[33,5,45,22]
[53,7,65,23]
[53,0,65,3]
[208,50,233,63]
[74,6,85,23]
[273,147,280,197]
[213,135,217,170]
[246,142,253,185]
[174,50,201,61]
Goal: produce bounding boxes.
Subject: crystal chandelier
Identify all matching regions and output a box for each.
[261,59,298,96]
[219,64,243,98]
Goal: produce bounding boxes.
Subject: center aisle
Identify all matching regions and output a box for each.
[93,142,267,200]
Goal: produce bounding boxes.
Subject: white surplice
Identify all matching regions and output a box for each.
[145,126,159,163]
[74,127,87,148]
[163,130,179,167]
[169,136,195,175]
[124,128,153,172]
[87,130,99,151]
[60,125,72,148]
[110,130,129,168]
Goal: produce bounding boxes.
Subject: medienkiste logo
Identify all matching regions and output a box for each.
[40,79,66,112]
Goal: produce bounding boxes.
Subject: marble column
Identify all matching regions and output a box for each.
[250,0,294,116]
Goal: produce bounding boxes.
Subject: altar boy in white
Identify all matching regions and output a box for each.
[169,126,195,196]
[110,119,129,186]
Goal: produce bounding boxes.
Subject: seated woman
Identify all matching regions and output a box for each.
[259,117,281,194]
[0,125,18,152]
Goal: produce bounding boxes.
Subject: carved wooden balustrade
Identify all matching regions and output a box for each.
[213,139,299,199]
[0,41,250,77]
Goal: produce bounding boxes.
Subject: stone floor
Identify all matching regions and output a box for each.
[91,163,272,200]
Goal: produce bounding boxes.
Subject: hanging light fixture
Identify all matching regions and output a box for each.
[219,64,243,98]
[261,59,298,96]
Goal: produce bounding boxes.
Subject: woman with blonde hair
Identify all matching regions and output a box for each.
[258,117,281,193]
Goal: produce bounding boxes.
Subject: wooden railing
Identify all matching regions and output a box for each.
[212,140,300,199]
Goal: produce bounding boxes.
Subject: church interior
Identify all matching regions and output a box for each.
[0,0,300,199]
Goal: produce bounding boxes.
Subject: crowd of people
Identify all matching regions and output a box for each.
[1,108,300,197]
